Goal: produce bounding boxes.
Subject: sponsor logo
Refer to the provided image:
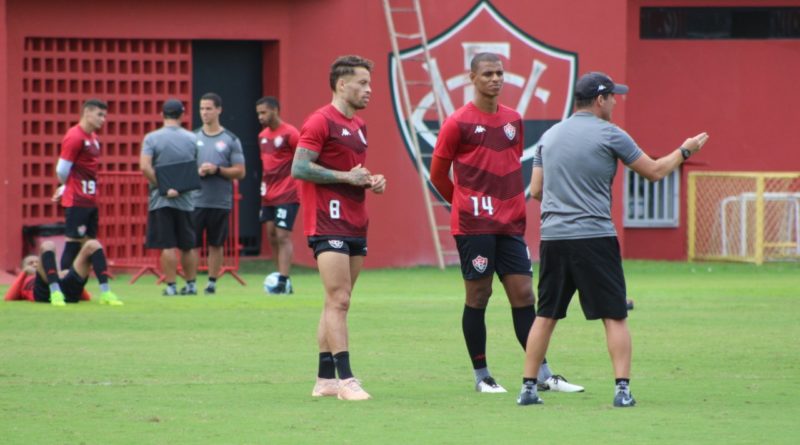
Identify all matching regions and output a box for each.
[474,125,486,134]
[503,122,516,140]
[277,221,287,228]
[261,137,268,144]
[472,255,488,273]
[341,128,351,137]
[197,140,205,147]
[328,240,344,249]
[389,0,577,202]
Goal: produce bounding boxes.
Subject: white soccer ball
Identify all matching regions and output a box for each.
[263,272,281,293]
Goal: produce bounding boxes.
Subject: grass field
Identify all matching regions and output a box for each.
[1,260,798,445]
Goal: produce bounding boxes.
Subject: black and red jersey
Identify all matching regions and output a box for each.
[260,122,300,206]
[60,125,100,208]
[433,102,526,236]
[297,104,368,237]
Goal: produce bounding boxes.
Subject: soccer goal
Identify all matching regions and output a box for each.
[688,171,800,264]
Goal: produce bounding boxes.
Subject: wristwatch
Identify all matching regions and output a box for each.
[680,147,691,161]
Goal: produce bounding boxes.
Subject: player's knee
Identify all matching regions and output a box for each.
[82,239,103,254]
[326,289,352,311]
[467,288,492,308]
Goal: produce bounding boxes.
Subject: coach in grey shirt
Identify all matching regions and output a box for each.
[517,72,709,408]
[139,99,200,296]
[191,92,246,295]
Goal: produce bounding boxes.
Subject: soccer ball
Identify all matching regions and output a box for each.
[263,272,281,293]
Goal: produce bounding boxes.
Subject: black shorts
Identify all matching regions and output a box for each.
[260,203,300,231]
[194,208,230,247]
[455,234,532,280]
[308,236,367,258]
[33,269,86,303]
[146,207,196,251]
[537,236,627,320]
[64,206,99,239]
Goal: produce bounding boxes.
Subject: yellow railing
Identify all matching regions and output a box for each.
[687,172,800,264]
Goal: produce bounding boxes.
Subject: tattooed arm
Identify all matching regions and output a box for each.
[292,147,371,187]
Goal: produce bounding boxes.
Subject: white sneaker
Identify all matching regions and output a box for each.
[537,375,585,393]
[475,376,507,393]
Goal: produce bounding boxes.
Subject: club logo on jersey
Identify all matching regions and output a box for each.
[215,141,227,152]
[389,0,577,202]
[357,129,367,145]
[261,137,268,145]
[328,240,344,249]
[472,255,488,273]
[274,136,284,148]
[503,122,516,140]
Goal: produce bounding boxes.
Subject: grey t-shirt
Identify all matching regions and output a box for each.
[194,129,245,210]
[142,125,198,211]
[534,111,643,240]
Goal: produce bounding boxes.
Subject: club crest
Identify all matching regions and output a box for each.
[389,0,577,203]
[472,255,488,273]
[274,135,284,148]
[328,240,344,249]
[503,122,516,140]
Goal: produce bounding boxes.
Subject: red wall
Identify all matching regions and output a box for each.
[5,0,797,268]
[624,0,800,260]
[2,0,635,270]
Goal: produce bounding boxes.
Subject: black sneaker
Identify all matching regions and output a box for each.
[204,286,216,295]
[613,387,636,407]
[517,384,544,405]
[179,285,197,295]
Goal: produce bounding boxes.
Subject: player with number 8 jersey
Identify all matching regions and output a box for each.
[297,104,369,237]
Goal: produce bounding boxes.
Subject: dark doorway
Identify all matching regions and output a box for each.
[192,40,263,255]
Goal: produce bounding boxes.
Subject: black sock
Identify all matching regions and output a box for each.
[511,305,535,350]
[41,251,60,284]
[278,275,288,284]
[209,277,217,283]
[462,305,487,370]
[89,249,110,285]
[60,241,81,270]
[333,351,353,380]
[616,378,630,387]
[318,352,336,379]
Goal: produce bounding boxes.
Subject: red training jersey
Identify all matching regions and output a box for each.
[297,104,368,237]
[433,102,526,236]
[20,275,35,301]
[260,122,300,206]
[60,125,101,208]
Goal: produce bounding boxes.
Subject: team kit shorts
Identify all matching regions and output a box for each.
[260,203,300,231]
[33,269,86,303]
[537,236,628,320]
[145,207,196,251]
[307,236,367,258]
[193,208,230,247]
[455,234,533,280]
[64,206,99,239]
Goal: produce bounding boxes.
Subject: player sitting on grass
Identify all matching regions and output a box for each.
[3,240,122,306]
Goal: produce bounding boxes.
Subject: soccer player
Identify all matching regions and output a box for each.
[256,96,300,294]
[53,99,108,270]
[520,71,708,407]
[192,93,246,295]
[3,240,121,306]
[430,53,583,395]
[140,99,200,297]
[292,55,386,401]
